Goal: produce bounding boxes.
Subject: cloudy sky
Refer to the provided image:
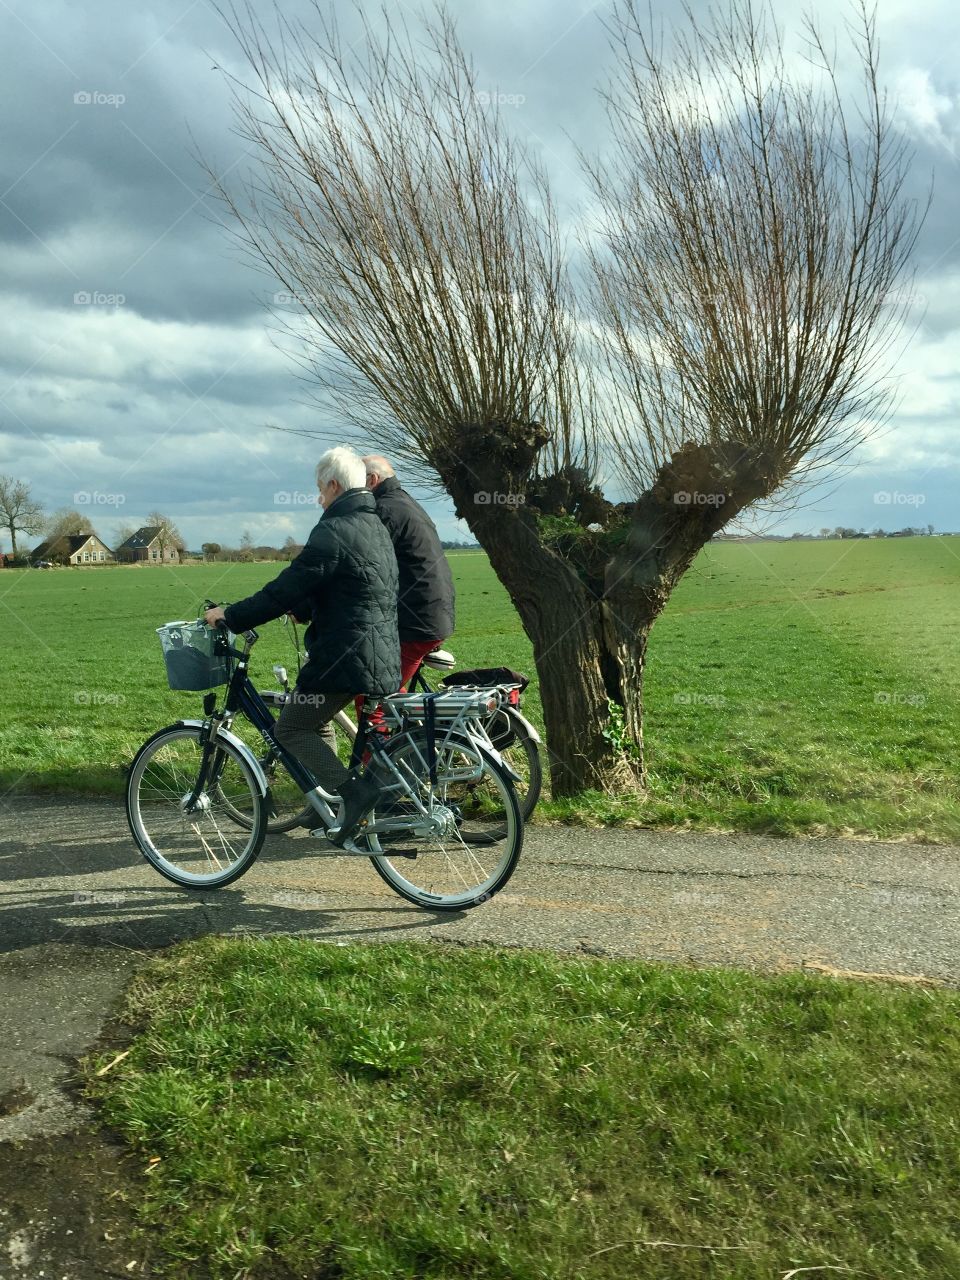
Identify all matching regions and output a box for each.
[1,0,958,554]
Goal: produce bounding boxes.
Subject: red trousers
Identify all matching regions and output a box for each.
[355,638,443,728]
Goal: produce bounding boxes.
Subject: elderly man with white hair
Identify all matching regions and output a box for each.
[204,445,400,841]
[362,453,455,690]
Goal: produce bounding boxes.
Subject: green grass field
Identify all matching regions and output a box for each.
[2,536,959,839]
[87,937,960,1279]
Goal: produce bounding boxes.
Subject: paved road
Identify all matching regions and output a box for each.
[4,795,960,977]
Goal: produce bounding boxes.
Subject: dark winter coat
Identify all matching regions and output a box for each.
[223,488,400,694]
[370,476,455,642]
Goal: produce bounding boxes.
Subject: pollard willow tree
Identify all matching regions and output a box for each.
[213,0,921,796]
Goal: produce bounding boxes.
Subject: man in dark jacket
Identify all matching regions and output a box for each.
[363,454,455,689]
[204,446,400,804]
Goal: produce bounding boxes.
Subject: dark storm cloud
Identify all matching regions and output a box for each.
[1,0,959,552]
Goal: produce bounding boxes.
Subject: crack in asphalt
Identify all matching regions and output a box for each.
[532,858,957,893]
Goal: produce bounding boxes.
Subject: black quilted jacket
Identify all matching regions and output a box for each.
[370,477,455,642]
[223,488,400,694]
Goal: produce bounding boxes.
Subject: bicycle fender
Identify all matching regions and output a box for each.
[480,740,522,784]
[177,719,269,797]
[506,708,541,744]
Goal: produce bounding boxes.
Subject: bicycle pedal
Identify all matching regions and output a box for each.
[309,828,369,855]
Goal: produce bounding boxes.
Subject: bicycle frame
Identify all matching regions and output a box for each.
[196,628,343,831]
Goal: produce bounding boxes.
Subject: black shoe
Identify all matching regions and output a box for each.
[328,763,390,847]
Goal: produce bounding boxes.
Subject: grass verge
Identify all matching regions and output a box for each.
[87,938,960,1279]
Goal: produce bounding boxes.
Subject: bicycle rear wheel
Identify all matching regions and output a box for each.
[127,724,266,888]
[478,707,543,828]
[367,731,523,910]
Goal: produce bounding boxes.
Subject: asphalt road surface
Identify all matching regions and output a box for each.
[4,795,959,978]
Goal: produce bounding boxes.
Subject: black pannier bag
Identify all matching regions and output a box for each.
[440,667,530,751]
[440,667,529,693]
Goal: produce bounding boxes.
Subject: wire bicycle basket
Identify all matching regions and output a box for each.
[156,620,234,691]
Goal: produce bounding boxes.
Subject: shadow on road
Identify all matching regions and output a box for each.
[2,796,466,955]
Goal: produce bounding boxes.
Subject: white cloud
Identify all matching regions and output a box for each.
[893,67,956,149]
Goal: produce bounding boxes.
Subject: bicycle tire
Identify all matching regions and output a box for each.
[367,732,523,910]
[487,708,543,823]
[126,724,267,888]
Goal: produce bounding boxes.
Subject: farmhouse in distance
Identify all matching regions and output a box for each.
[30,531,114,566]
[115,526,181,564]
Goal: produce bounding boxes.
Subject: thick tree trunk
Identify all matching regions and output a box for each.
[474,509,629,796]
[440,453,628,793]
[601,441,779,770]
[8,526,18,559]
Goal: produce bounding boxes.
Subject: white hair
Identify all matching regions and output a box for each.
[362,453,396,480]
[316,446,366,492]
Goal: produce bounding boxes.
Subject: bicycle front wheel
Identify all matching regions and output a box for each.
[126,725,266,888]
[367,732,523,910]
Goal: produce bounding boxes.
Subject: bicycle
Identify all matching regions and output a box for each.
[242,623,542,838]
[126,615,524,910]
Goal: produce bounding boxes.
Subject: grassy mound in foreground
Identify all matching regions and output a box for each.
[87,938,960,1279]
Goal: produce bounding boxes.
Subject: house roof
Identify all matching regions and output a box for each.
[116,526,163,550]
[32,532,107,558]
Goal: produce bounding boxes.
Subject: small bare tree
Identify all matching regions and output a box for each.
[212,0,920,795]
[147,511,185,562]
[0,475,45,560]
[45,507,95,542]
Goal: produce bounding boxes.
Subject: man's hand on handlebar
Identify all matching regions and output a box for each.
[204,605,227,628]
